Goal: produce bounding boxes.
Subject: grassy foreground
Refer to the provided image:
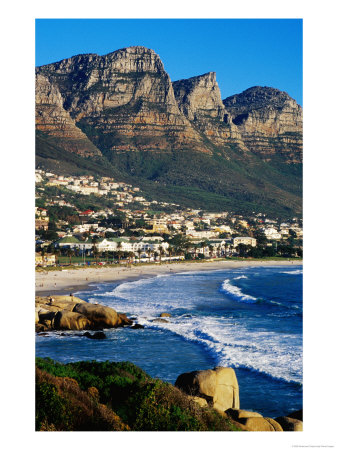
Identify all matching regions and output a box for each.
[36,358,240,431]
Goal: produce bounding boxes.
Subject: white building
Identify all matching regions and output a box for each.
[264,228,282,240]
[233,237,257,247]
[186,230,218,239]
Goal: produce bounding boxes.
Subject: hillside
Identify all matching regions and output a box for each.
[36,358,239,431]
[35,46,302,216]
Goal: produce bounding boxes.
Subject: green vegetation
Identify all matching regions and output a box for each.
[36,358,240,431]
[36,125,302,217]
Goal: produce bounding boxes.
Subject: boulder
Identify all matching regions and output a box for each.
[116,313,133,326]
[83,331,107,340]
[226,408,263,420]
[35,323,48,332]
[287,409,303,421]
[151,318,169,323]
[274,416,303,431]
[189,396,208,408]
[73,303,119,328]
[160,313,172,318]
[53,310,91,330]
[38,310,58,323]
[131,324,145,329]
[35,296,86,312]
[238,417,283,431]
[53,295,86,303]
[175,366,239,412]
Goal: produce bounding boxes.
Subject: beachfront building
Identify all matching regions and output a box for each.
[35,252,56,266]
[96,238,169,255]
[233,237,257,247]
[55,235,82,249]
[206,239,228,257]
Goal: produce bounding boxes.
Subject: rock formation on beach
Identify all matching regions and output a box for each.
[35,355,303,431]
[35,295,132,332]
[175,367,303,431]
[35,295,302,431]
[175,366,240,412]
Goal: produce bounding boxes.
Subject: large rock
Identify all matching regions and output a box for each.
[189,396,208,408]
[226,408,263,420]
[238,417,283,431]
[73,302,119,328]
[175,366,239,412]
[53,310,91,330]
[287,409,303,421]
[151,318,169,323]
[116,313,133,326]
[35,296,131,331]
[38,310,58,323]
[274,416,303,431]
[36,295,86,312]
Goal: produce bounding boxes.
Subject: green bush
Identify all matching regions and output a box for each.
[35,358,241,431]
[36,381,71,430]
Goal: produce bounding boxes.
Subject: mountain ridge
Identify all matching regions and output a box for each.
[35,46,302,216]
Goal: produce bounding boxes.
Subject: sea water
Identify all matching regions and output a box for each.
[36,265,303,417]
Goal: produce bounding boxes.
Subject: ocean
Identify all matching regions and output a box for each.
[35,264,303,417]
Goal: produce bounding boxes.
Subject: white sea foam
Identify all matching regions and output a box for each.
[71,269,302,385]
[140,315,302,384]
[220,279,257,303]
[281,269,303,275]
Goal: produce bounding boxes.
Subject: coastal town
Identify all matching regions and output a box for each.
[35,170,303,267]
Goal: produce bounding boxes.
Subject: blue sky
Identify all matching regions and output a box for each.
[35,19,302,104]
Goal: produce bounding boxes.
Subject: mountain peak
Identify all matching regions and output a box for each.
[224,86,301,111]
[172,71,224,122]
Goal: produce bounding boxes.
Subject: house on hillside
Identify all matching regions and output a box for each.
[233,237,257,247]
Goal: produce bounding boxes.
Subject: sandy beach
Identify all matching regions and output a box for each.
[36,259,302,296]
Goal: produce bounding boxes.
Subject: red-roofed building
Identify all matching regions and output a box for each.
[79,209,95,217]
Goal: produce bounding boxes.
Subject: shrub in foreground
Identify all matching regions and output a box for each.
[36,358,240,431]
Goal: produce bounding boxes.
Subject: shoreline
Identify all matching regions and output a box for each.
[36,259,302,296]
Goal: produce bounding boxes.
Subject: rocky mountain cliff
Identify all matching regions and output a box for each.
[223,86,302,163]
[35,73,101,156]
[36,47,208,155]
[172,72,244,149]
[35,46,302,216]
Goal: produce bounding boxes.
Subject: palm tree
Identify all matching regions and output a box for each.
[208,244,214,258]
[92,244,100,264]
[192,243,199,259]
[159,245,165,264]
[53,248,61,265]
[200,240,208,257]
[116,241,123,264]
[127,251,134,266]
[168,245,173,263]
[66,247,74,265]
[136,249,142,264]
[146,248,152,263]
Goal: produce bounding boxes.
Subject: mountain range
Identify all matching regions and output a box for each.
[35,46,302,216]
